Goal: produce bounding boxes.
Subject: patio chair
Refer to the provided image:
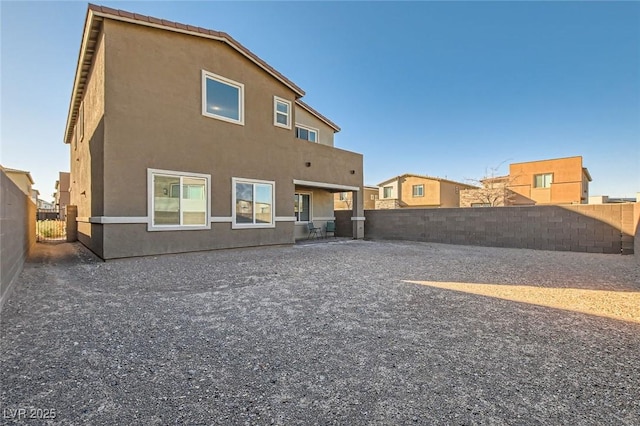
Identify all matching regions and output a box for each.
[324,221,336,239]
[307,222,321,239]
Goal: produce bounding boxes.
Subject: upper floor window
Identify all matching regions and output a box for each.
[412,184,424,197]
[233,178,275,228]
[339,192,348,201]
[383,186,393,198]
[534,173,553,188]
[295,124,318,143]
[148,169,210,231]
[202,70,244,125]
[274,97,291,129]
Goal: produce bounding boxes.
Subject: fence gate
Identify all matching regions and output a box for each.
[36,207,66,242]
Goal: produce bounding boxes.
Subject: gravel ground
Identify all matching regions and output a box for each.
[1,240,639,425]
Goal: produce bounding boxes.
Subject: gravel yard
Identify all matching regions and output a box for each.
[1,240,639,425]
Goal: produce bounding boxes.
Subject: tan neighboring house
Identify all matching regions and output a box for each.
[1,167,35,201]
[53,172,71,219]
[334,186,378,210]
[376,174,477,209]
[64,5,364,259]
[461,156,591,207]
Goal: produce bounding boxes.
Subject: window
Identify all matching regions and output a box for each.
[339,192,348,201]
[383,186,393,198]
[294,193,311,222]
[412,184,424,197]
[202,70,244,125]
[274,96,291,129]
[148,169,209,230]
[534,173,553,188]
[295,124,318,142]
[370,194,378,201]
[233,178,274,228]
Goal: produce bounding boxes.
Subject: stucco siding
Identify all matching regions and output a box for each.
[294,106,334,147]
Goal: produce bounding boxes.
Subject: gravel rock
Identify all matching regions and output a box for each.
[1,240,639,424]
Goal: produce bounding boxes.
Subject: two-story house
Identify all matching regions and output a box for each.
[53,172,71,219]
[64,5,364,259]
[509,156,591,205]
[376,174,477,209]
[334,186,378,211]
[460,156,592,207]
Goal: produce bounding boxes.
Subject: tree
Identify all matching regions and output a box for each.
[463,161,519,207]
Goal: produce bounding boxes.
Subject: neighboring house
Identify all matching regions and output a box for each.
[53,172,71,219]
[461,156,592,207]
[509,156,591,205]
[334,186,378,210]
[64,5,364,259]
[37,199,55,210]
[589,195,638,204]
[1,166,35,201]
[375,174,477,209]
[31,189,40,205]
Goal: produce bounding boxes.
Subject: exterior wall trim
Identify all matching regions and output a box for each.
[77,216,149,224]
[293,179,359,192]
[210,216,233,223]
[313,216,336,221]
[275,216,297,222]
[351,217,366,221]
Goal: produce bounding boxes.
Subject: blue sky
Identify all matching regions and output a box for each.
[1,1,639,201]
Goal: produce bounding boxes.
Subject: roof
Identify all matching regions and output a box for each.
[377,173,477,189]
[582,167,592,182]
[2,167,35,185]
[66,4,333,144]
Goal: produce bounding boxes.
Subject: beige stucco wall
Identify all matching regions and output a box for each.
[1,171,36,310]
[72,19,362,258]
[70,29,106,256]
[294,105,334,147]
[510,156,587,205]
[334,187,377,211]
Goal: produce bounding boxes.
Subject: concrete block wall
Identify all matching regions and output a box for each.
[364,204,635,254]
[335,210,353,238]
[1,170,36,310]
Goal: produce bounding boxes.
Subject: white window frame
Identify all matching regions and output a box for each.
[274,96,292,129]
[295,124,319,143]
[201,70,245,125]
[412,184,424,197]
[383,186,393,199]
[534,173,553,188]
[294,192,312,223]
[147,168,211,232]
[232,177,276,229]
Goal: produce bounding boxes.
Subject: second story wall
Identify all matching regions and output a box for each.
[509,156,588,205]
[294,105,334,147]
[69,29,106,219]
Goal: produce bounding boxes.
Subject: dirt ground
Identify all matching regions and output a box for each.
[1,240,639,425]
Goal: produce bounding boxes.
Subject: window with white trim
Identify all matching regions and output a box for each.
[534,173,553,188]
[383,186,393,198]
[233,178,275,228]
[148,169,210,230]
[294,193,311,222]
[412,184,424,197]
[202,70,244,125]
[295,124,318,142]
[274,96,291,129]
